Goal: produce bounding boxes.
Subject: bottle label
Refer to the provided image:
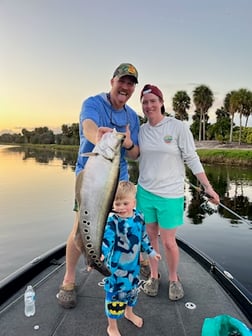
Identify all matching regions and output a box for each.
[25,295,34,303]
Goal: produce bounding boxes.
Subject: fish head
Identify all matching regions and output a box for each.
[97,129,126,160]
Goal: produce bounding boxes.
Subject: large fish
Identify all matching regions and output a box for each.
[75,129,126,276]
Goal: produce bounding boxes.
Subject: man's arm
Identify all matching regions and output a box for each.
[83,119,113,145]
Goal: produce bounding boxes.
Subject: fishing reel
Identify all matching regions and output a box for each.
[200,198,218,216]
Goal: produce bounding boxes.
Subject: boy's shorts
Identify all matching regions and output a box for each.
[105,289,138,319]
[136,185,184,229]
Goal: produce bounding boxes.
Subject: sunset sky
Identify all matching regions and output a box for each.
[1,0,252,135]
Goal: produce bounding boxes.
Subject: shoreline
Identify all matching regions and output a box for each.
[195,141,252,167]
[195,140,252,150]
[1,141,251,166]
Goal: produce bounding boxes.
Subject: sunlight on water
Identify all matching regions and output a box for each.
[0,146,75,280]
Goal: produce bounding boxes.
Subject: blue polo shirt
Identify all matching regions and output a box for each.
[75,93,139,181]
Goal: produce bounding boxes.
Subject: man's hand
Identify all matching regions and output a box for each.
[96,127,113,143]
[123,124,133,149]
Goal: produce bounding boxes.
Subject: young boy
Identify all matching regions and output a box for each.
[102,181,161,336]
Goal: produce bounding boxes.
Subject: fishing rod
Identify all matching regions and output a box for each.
[185,179,252,227]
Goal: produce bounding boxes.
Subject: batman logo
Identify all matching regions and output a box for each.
[107,301,126,315]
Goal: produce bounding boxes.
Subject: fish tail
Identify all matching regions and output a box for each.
[89,260,111,277]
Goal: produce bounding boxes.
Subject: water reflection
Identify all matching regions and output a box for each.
[7,145,77,171]
[5,146,252,226]
[186,166,252,225]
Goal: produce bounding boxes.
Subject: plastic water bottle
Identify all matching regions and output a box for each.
[24,285,35,317]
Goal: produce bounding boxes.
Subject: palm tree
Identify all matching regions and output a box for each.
[193,85,214,141]
[209,107,231,141]
[232,88,252,144]
[224,91,237,143]
[172,91,191,121]
[242,90,252,127]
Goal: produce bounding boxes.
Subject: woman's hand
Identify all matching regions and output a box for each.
[204,185,220,205]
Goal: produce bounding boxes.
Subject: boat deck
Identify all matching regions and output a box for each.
[0,242,251,336]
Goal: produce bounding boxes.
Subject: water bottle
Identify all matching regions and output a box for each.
[24,285,35,317]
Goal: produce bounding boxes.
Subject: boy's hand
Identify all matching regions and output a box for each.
[153,253,161,261]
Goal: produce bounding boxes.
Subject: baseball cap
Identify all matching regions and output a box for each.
[140,84,164,102]
[113,63,138,83]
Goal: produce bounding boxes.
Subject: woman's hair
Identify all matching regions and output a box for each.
[115,181,136,200]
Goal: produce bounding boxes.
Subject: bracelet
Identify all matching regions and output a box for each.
[125,142,134,151]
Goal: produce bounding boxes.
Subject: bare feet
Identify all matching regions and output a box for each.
[107,326,121,336]
[124,311,143,328]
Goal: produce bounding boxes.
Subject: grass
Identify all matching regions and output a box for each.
[196,149,252,166]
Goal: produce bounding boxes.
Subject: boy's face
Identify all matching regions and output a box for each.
[113,196,135,218]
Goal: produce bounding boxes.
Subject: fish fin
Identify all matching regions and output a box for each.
[80,152,99,157]
[89,260,111,277]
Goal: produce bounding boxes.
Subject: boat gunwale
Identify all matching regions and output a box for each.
[0,243,66,307]
[176,236,252,323]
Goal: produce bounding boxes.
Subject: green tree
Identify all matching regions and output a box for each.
[22,128,33,143]
[224,91,237,143]
[207,107,231,141]
[138,114,146,125]
[190,109,210,140]
[61,123,79,145]
[230,89,252,144]
[172,90,190,121]
[193,85,214,141]
[237,89,252,128]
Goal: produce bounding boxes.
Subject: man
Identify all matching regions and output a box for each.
[57,63,140,308]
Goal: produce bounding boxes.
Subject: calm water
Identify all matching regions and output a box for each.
[0,145,251,297]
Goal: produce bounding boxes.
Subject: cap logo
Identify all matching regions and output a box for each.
[127,64,137,75]
[142,89,152,95]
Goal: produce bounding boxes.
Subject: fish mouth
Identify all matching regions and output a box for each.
[115,131,126,136]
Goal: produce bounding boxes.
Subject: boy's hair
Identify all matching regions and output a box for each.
[115,181,136,200]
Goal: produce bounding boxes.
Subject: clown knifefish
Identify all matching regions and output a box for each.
[75,129,126,276]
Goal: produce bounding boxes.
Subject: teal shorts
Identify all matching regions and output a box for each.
[136,185,184,229]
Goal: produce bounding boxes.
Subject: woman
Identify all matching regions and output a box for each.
[136,84,219,300]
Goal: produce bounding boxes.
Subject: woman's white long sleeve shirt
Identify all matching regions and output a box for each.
[138,117,204,198]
